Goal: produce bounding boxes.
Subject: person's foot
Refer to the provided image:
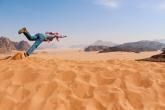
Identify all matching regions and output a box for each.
[18,27,27,34]
[24,53,29,57]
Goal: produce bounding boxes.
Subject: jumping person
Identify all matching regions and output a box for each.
[18,27,67,57]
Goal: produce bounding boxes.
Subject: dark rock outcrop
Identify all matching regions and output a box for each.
[16,40,30,51]
[100,40,165,53]
[137,51,165,62]
[84,46,109,52]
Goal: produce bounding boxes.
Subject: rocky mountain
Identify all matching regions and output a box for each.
[91,40,116,47]
[0,36,30,53]
[84,40,116,51]
[100,40,165,53]
[0,37,14,53]
[16,40,30,51]
[84,46,109,52]
[154,39,165,44]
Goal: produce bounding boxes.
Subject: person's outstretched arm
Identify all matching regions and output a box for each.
[45,32,67,42]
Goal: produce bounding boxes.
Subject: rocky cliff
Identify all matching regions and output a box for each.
[0,36,30,53]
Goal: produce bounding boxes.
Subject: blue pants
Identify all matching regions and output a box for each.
[24,32,45,56]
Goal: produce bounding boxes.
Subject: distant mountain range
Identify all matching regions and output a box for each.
[91,40,116,47]
[154,39,165,44]
[85,40,165,53]
[1,36,164,54]
[70,40,116,49]
[84,40,116,51]
[0,36,30,53]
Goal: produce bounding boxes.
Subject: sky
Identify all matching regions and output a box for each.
[1,0,165,47]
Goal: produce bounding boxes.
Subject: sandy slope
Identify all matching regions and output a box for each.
[0,50,165,110]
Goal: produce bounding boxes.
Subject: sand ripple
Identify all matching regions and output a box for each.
[0,57,165,110]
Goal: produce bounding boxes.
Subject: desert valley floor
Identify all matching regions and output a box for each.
[0,49,165,110]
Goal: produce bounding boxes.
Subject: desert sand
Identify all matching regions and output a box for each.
[0,49,165,110]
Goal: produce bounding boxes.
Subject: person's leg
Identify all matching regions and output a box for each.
[24,32,38,41]
[25,39,43,56]
[25,34,45,56]
[18,27,37,41]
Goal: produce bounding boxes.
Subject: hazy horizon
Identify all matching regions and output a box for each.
[1,0,165,47]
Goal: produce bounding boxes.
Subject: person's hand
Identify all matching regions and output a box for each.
[55,36,59,41]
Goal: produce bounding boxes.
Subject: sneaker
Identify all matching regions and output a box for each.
[24,53,29,57]
[18,27,27,34]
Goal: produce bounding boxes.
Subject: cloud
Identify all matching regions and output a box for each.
[95,0,120,8]
[156,1,165,11]
[138,0,165,11]
[93,0,165,12]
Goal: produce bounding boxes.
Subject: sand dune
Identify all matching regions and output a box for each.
[0,51,165,110]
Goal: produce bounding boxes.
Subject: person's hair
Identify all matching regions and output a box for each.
[45,32,59,35]
[45,32,53,34]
